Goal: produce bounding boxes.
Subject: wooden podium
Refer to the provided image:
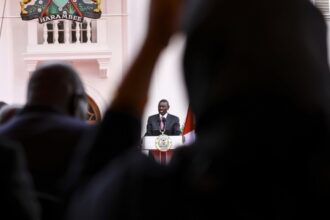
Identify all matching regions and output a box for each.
[141,135,183,164]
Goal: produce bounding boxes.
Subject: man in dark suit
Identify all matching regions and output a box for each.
[145,99,181,136]
[0,62,91,220]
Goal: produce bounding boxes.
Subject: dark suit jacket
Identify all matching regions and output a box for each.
[0,137,41,220]
[0,105,91,220]
[145,114,181,136]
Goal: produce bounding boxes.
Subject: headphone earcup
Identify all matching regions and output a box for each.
[69,95,88,120]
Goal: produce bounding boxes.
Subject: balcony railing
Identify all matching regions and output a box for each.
[27,17,109,51]
[41,19,97,44]
[24,17,112,78]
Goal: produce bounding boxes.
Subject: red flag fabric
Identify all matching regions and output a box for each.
[182,106,196,145]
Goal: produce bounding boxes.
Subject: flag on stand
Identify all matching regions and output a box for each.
[182,105,196,145]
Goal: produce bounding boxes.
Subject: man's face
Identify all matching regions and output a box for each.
[158,101,169,116]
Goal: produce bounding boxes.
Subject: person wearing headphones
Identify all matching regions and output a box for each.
[0,61,91,220]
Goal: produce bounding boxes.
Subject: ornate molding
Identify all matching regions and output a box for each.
[23,50,111,78]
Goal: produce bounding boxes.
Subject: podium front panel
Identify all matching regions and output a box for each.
[142,136,183,150]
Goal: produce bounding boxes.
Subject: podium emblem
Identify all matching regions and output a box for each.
[155,134,172,152]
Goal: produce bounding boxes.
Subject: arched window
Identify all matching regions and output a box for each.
[87,96,101,124]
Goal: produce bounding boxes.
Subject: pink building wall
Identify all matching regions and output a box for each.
[0,0,189,133]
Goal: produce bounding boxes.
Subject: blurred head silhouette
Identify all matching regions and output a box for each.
[182,0,330,135]
[178,1,330,218]
[0,104,22,125]
[27,61,88,119]
[0,102,7,111]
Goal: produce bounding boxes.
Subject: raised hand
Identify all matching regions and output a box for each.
[146,0,184,49]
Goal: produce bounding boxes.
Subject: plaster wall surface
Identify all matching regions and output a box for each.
[0,0,189,133]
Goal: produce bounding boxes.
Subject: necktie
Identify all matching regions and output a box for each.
[160,117,165,131]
